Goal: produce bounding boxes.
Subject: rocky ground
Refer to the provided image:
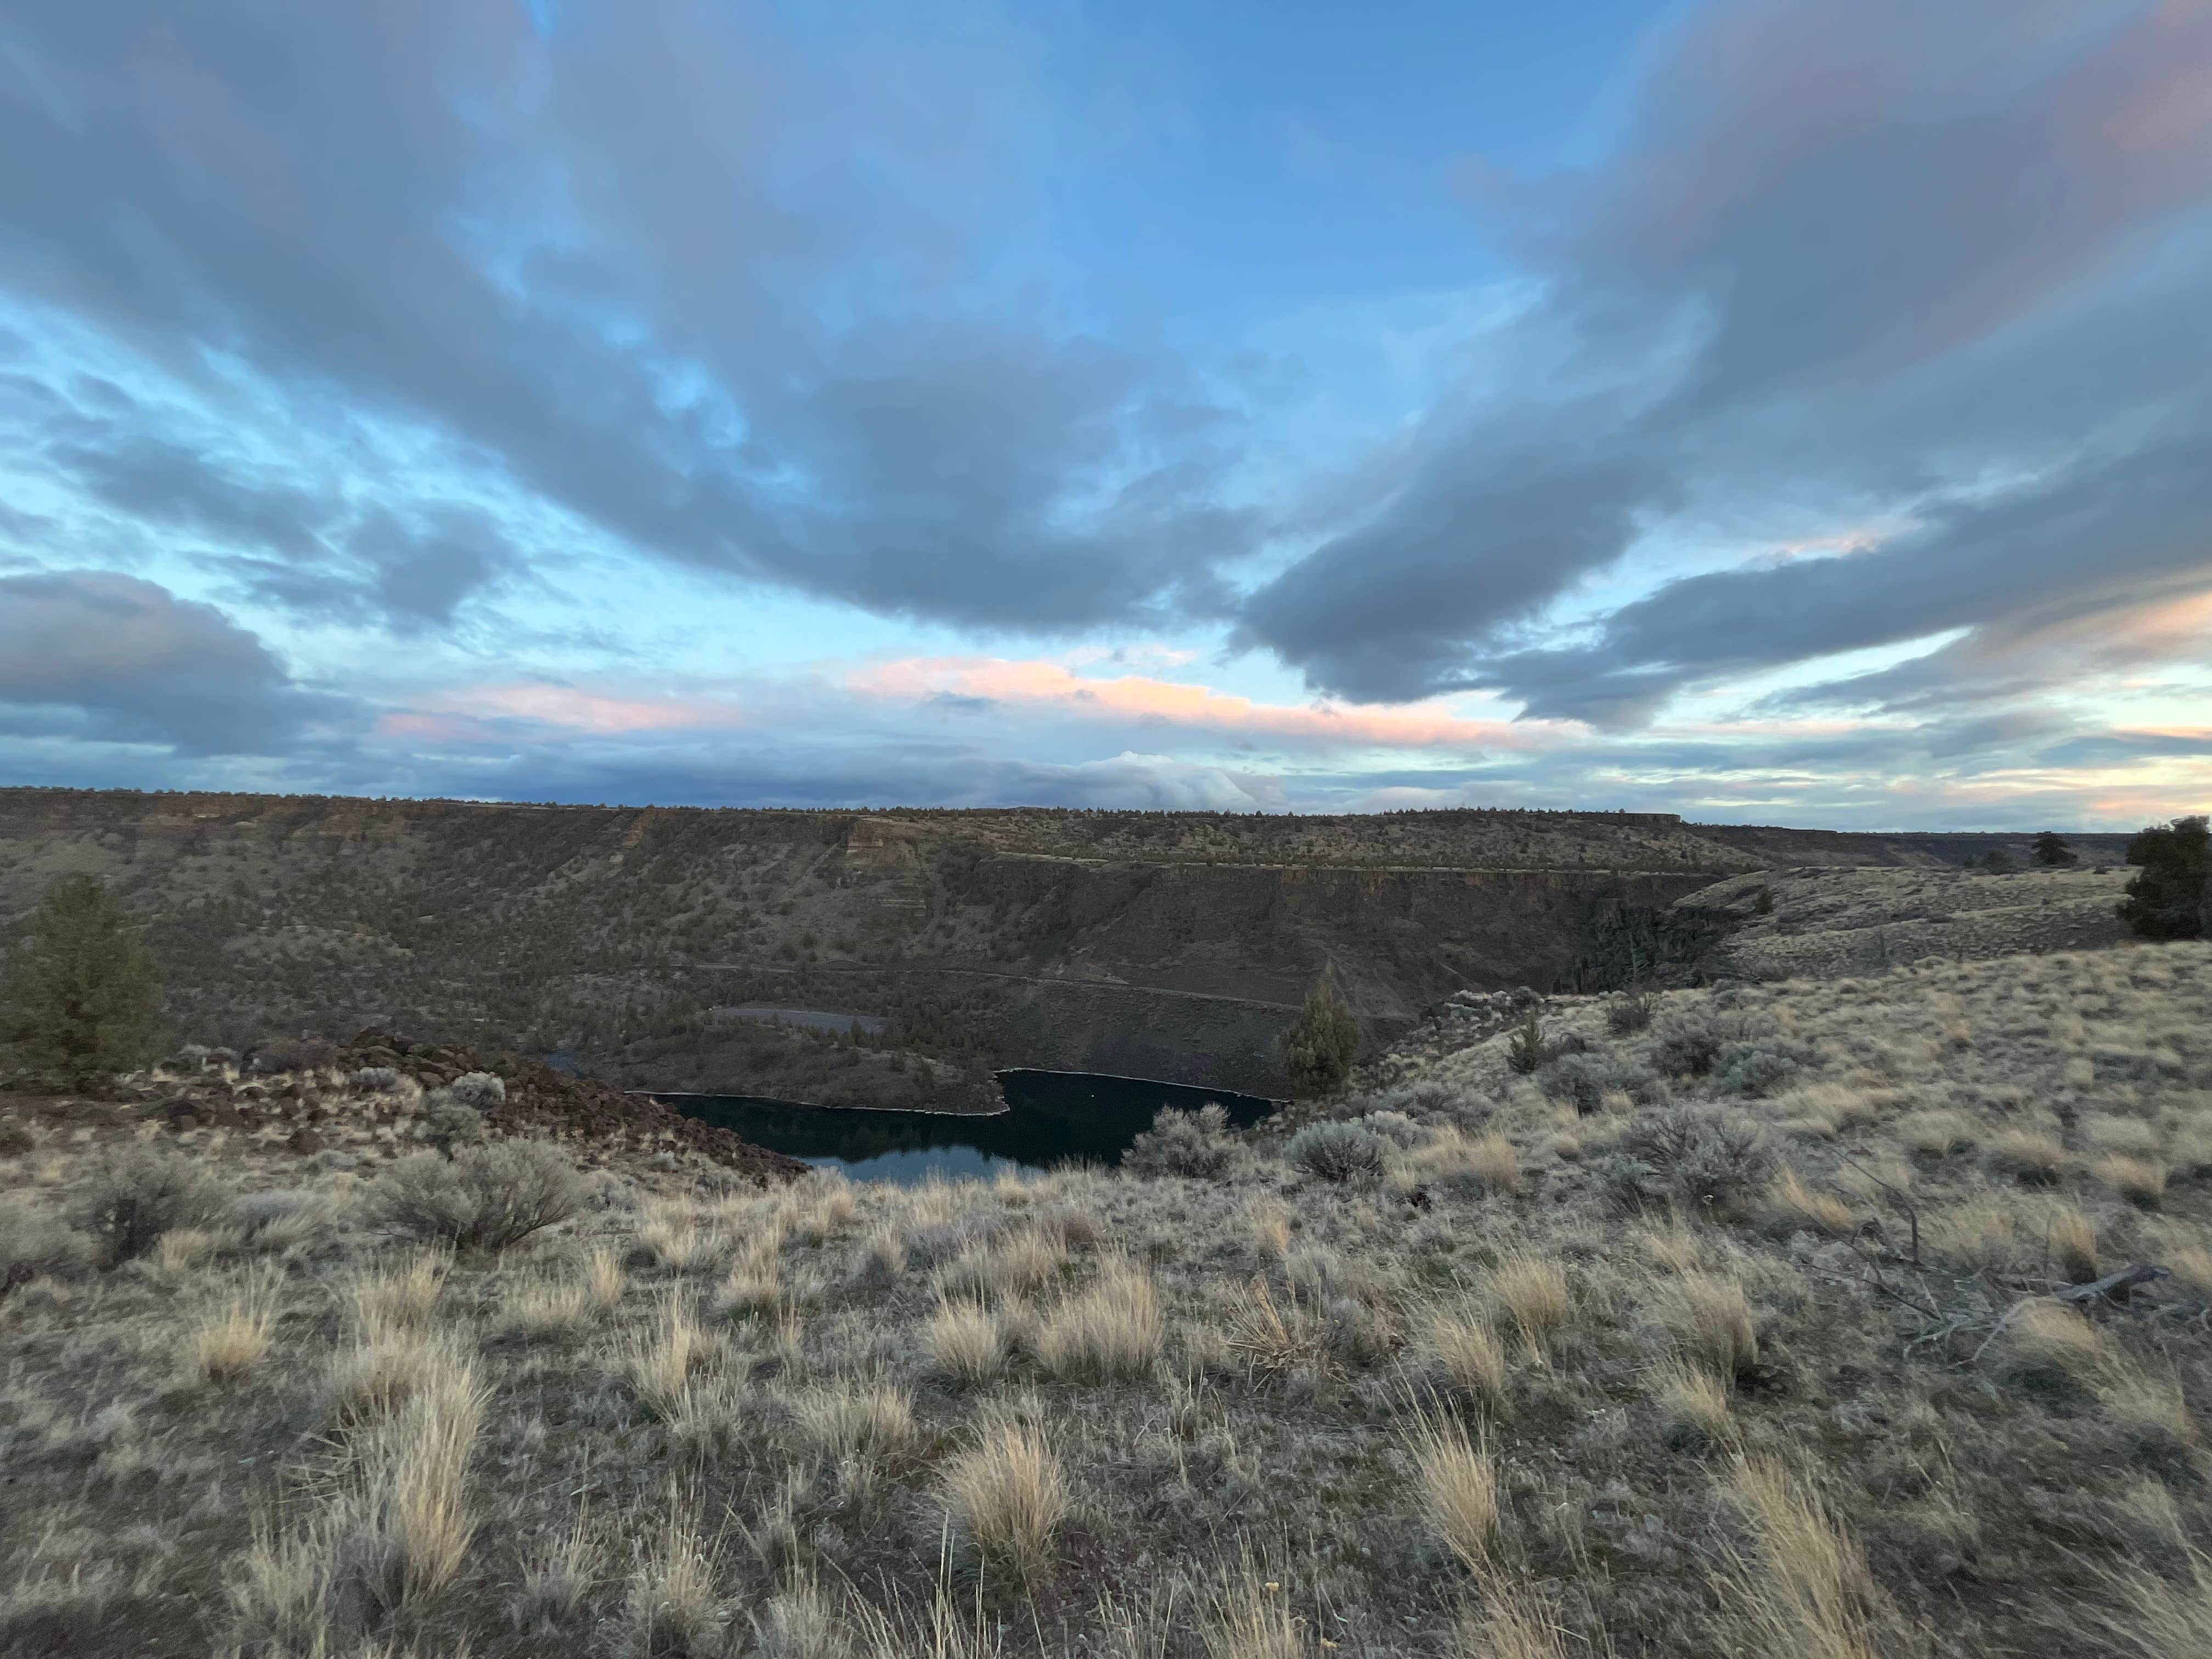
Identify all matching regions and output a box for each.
[1671,863,2135,983]
[6,1030,810,1187]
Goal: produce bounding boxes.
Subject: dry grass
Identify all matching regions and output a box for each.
[329,1321,463,1427]
[938,1229,1066,1304]
[719,1238,784,1319]
[349,1250,449,1332]
[1223,1277,1327,1378]
[1769,1169,1853,1234]
[625,1491,727,1656]
[1457,1577,1570,1659]
[1654,1357,1735,1449]
[622,1293,713,1419]
[1983,1130,2066,1186]
[2092,1544,2212,1658]
[1406,1412,1497,1572]
[927,1300,1009,1387]
[512,1504,599,1634]
[1724,1457,1882,1659]
[1994,1300,2107,1393]
[941,1423,1068,1579]
[1643,1221,1703,1276]
[501,1252,622,1336]
[1490,1255,1571,1358]
[9,941,2212,1659]
[2170,1244,2212,1301]
[1035,1259,1163,1383]
[791,1381,917,1460]
[381,1357,487,1602]
[189,1267,281,1383]
[151,1225,228,1277]
[2049,1204,2100,1284]
[1898,1109,1976,1156]
[1464,1132,1521,1195]
[2099,1367,2199,1466]
[1421,1304,1508,1414]
[1667,1272,1759,1383]
[638,1205,727,1272]
[1203,1558,1309,1659]
[2095,1155,2168,1209]
[1245,1197,1293,1257]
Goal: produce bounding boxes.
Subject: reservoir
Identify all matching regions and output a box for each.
[662,1068,1282,1184]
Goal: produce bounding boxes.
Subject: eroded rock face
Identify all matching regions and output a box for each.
[0,789,2134,1106]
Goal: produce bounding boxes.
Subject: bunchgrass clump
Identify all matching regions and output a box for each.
[1491,1254,1571,1358]
[1035,1260,1162,1383]
[1406,1412,1497,1571]
[941,1422,1068,1579]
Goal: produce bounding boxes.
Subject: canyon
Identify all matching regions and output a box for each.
[0,788,2134,1103]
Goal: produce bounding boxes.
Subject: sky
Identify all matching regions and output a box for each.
[1,0,2209,829]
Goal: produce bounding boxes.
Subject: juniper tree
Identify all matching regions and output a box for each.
[2118,815,2210,940]
[1,876,158,1088]
[1280,979,1360,1097]
[2032,831,2078,867]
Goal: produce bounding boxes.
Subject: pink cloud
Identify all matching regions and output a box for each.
[381,683,746,742]
[848,656,1548,753]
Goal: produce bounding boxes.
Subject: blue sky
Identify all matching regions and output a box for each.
[1,0,2209,826]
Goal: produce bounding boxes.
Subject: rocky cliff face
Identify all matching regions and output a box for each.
[0,788,2123,1101]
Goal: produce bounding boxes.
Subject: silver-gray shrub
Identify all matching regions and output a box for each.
[1354,1109,1425,1149]
[1542,1050,1669,1117]
[1286,1120,1392,1184]
[76,1148,230,1268]
[421,1092,488,1156]
[1122,1103,1246,1179]
[448,1070,506,1109]
[1652,1014,1735,1080]
[230,1187,321,1245]
[1605,1106,1777,1212]
[349,1065,401,1093]
[363,1139,589,1251]
[1711,1042,1811,1098]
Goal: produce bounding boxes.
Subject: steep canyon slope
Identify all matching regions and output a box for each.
[0,789,2131,1101]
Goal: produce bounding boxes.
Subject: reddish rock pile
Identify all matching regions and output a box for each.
[4,1030,809,1184]
[340,1029,809,1181]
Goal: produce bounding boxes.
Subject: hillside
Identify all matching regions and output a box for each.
[0,789,2135,1102]
[2,938,2207,1658]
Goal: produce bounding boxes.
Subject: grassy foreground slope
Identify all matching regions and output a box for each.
[3,942,2209,1657]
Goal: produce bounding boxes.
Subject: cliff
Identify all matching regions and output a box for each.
[0,788,2134,1100]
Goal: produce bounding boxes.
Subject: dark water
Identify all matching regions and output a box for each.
[663,1069,1281,1184]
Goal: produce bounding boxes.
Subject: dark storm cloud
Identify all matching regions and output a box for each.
[0,2,1255,637]
[1239,0,2212,710]
[0,569,363,754]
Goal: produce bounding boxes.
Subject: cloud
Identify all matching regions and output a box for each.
[0,2,1256,639]
[848,656,1541,753]
[0,569,362,753]
[1238,0,2212,710]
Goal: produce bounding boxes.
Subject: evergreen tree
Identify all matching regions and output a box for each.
[1,876,158,1088]
[2118,816,2210,940]
[2032,831,2077,867]
[1280,978,1361,1097]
